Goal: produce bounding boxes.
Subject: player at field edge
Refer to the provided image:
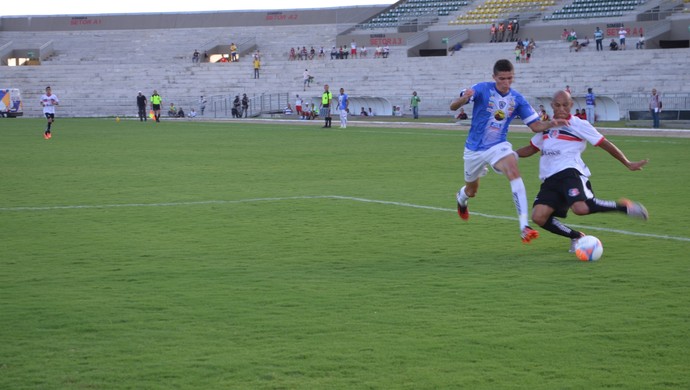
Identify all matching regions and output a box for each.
[40,86,59,139]
[515,90,649,252]
[450,59,569,243]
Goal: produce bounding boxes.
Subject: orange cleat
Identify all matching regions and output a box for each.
[521,226,539,244]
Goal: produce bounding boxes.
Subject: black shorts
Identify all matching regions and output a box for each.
[44,113,55,120]
[533,168,593,218]
[152,104,161,110]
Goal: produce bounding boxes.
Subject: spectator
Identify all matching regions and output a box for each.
[609,39,619,51]
[295,94,303,117]
[515,44,521,63]
[449,42,463,56]
[300,46,308,60]
[330,46,338,60]
[192,50,200,63]
[188,108,197,118]
[199,95,207,116]
[230,43,238,62]
[253,56,260,79]
[410,91,421,119]
[382,45,390,58]
[374,46,383,58]
[303,69,312,91]
[232,95,241,118]
[456,107,468,120]
[649,88,662,128]
[289,47,296,61]
[309,46,316,60]
[350,40,357,59]
[539,109,550,121]
[580,36,590,49]
[568,29,577,42]
[574,108,582,119]
[168,103,176,117]
[360,107,368,116]
[498,22,505,42]
[490,23,497,43]
[619,25,627,50]
[594,27,604,51]
[561,29,569,41]
[569,40,580,52]
[318,46,325,59]
[565,85,571,95]
[177,107,185,118]
[636,34,645,49]
[507,20,514,42]
[368,107,374,116]
[303,102,311,120]
[219,56,229,63]
[242,93,249,117]
[513,19,520,38]
[360,46,368,58]
[284,103,293,115]
[525,42,533,63]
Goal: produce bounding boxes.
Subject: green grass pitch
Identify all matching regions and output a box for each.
[1,118,689,389]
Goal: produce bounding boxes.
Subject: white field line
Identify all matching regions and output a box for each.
[2,195,688,243]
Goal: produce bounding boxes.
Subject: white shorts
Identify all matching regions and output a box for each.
[463,141,514,182]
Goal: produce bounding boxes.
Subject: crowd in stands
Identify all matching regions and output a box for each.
[513,38,536,63]
[288,43,390,60]
[562,25,645,52]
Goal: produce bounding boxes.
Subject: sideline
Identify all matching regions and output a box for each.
[198,116,690,138]
[2,194,688,243]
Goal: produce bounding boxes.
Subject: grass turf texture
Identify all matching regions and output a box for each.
[1,118,689,389]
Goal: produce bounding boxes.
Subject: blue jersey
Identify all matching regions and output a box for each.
[338,93,348,110]
[463,82,538,151]
[585,92,596,106]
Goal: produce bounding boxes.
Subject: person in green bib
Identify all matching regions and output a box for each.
[320,84,333,128]
[150,90,162,123]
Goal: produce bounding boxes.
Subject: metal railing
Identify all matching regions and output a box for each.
[207,93,290,118]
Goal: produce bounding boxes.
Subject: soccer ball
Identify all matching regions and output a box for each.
[575,236,603,261]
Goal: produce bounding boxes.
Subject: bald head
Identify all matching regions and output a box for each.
[551,90,574,120]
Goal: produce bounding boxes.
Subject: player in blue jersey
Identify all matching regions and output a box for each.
[450,59,569,243]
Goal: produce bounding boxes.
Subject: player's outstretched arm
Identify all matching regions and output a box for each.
[515,144,539,158]
[450,88,474,111]
[527,118,570,133]
[598,139,649,171]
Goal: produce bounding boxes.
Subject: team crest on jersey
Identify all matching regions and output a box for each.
[568,188,580,197]
[498,101,507,109]
[549,129,559,138]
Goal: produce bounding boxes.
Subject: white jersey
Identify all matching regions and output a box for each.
[40,93,59,114]
[529,115,604,181]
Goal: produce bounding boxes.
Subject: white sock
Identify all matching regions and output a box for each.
[510,178,529,230]
[456,186,469,205]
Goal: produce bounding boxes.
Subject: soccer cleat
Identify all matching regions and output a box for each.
[456,191,469,220]
[43,133,49,139]
[457,201,469,220]
[569,232,586,253]
[521,226,539,243]
[619,198,649,221]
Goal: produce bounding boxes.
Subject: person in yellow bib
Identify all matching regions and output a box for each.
[150,90,162,123]
[320,84,333,128]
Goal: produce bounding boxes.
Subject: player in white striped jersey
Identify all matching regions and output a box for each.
[516,90,649,252]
